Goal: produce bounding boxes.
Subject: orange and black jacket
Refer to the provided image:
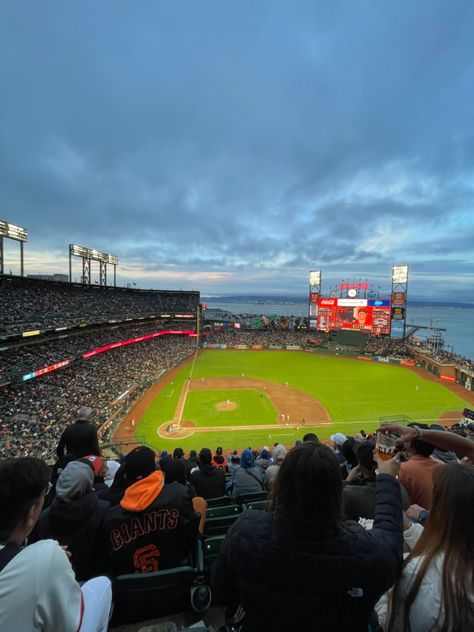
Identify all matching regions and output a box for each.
[100,470,197,575]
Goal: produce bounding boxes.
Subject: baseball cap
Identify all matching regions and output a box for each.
[82,455,103,477]
[124,446,156,481]
[330,432,347,447]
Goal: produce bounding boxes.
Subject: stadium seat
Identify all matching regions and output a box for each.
[206,504,241,520]
[243,499,269,511]
[198,535,226,573]
[234,491,268,505]
[206,495,232,507]
[111,566,200,625]
[203,513,240,537]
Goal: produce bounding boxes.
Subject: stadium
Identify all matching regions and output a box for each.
[1,244,474,631]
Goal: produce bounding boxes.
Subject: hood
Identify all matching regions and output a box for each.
[256,458,271,470]
[49,493,97,535]
[56,461,94,501]
[272,444,287,465]
[120,470,164,512]
[240,448,255,469]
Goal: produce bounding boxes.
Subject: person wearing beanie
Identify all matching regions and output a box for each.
[189,448,226,500]
[97,446,157,507]
[265,444,287,491]
[227,450,240,474]
[100,446,198,575]
[231,448,265,499]
[211,447,228,472]
[36,461,110,581]
[256,448,272,473]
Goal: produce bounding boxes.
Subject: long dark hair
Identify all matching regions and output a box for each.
[388,463,474,631]
[271,442,342,534]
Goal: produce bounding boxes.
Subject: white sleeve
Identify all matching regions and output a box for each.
[35,541,83,632]
[403,522,424,551]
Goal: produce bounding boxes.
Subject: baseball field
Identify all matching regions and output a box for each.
[116,349,469,452]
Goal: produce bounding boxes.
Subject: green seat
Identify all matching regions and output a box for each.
[244,499,270,511]
[203,513,240,537]
[235,490,267,505]
[111,566,198,625]
[206,495,232,507]
[201,535,226,573]
[206,504,241,520]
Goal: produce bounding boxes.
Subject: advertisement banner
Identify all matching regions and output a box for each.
[309,292,320,303]
[251,344,264,350]
[400,360,415,367]
[235,345,248,349]
[286,345,301,350]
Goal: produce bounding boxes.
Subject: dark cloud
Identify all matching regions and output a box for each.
[0,1,473,300]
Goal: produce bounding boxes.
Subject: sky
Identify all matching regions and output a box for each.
[1,1,473,302]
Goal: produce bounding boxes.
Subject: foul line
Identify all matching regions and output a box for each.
[176,348,200,429]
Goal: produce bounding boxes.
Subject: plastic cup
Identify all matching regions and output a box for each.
[375,431,398,461]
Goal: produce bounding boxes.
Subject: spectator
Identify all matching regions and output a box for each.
[103,460,120,488]
[264,444,287,491]
[255,448,272,472]
[330,432,350,479]
[227,450,240,474]
[398,427,443,510]
[187,449,199,474]
[231,448,265,499]
[343,442,410,521]
[189,448,226,500]
[212,447,228,472]
[36,461,109,581]
[383,463,474,631]
[56,406,100,460]
[303,432,319,442]
[212,443,403,631]
[100,446,197,575]
[0,457,112,632]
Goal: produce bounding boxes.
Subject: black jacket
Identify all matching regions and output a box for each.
[212,474,403,632]
[56,420,100,458]
[37,494,109,581]
[100,471,197,576]
[189,465,226,500]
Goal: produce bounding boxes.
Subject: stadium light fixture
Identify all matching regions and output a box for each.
[0,219,28,276]
[309,270,321,286]
[392,265,408,284]
[0,220,28,242]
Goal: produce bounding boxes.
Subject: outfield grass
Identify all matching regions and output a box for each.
[136,350,469,451]
[183,389,276,426]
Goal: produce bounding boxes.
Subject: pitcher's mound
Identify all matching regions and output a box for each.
[216,401,237,411]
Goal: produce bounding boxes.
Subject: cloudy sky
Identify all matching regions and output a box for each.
[1,1,473,301]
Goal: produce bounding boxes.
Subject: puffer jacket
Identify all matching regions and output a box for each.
[212,474,403,632]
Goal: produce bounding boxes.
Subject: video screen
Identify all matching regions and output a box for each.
[316,298,391,335]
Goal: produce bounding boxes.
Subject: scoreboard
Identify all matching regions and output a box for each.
[315,298,391,335]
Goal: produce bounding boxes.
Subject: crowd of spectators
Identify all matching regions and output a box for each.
[204,329,328,347]
[426,348,474,372]
[0,280,198,336]
[0,335,195,460]
[1,423,473,630]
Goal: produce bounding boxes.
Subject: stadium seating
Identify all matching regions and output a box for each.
[198,535,226,574]
[206,504,241,520]
[234,490,268,505]
[111,566,207,625]
[206,494,232,507]
[203,513,241,537]
[243,499,270,511]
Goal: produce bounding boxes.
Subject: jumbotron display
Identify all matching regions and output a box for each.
[316,298,391,335]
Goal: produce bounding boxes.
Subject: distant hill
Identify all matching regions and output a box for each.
[202,295,474,309]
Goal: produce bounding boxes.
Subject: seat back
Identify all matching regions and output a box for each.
[203,513,240,537]
[235,490,268,505]
[201,535,226,573]
[206,504,241,520]
[206,494,232,507]
[111,566,197,625]
[244,499,270,511]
